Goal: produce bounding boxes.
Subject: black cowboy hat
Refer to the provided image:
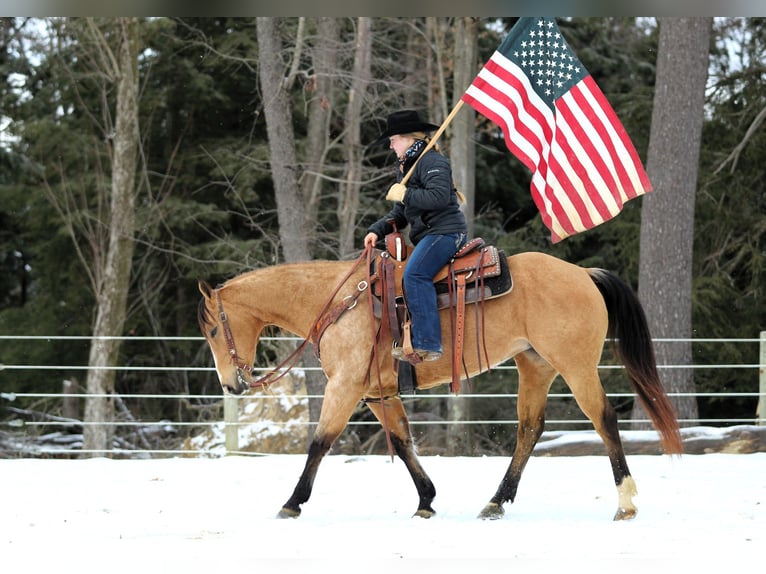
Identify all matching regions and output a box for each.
[373,110,440,145]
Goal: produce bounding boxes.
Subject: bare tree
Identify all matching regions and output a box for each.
[337,17,372,257]
[301,17,340,253]
[256,17,311,263]
[635,17,712,427]
[81,18,141,454]
[450,17,478,236]
[445,17,478,455]
[257,18,344,443]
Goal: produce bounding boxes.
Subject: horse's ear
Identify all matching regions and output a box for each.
[198,279,212,298]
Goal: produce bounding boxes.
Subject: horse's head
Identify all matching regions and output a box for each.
[197,279,262,395]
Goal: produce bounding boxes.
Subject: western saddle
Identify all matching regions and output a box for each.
[372,231,511,393]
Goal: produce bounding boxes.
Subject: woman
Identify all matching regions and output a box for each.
[364,110,467,364]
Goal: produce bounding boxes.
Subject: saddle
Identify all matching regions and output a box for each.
[372,232,512,394]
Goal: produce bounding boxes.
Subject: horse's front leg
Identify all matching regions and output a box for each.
[277,435,333,518]
[278,379,363,519]
[366,396,437,518]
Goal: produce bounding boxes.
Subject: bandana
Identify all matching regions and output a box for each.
[398,139,427,172]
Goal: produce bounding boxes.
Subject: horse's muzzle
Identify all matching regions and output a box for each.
[222,369,251,395]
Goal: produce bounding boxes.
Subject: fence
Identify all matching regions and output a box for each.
[1,333,764,457]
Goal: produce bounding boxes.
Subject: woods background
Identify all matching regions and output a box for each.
[0,17,763,456]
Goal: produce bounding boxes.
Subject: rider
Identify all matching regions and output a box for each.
[364,109,467,364]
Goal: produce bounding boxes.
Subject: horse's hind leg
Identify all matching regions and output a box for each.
[479,351,556,519]
[566,371,637,520]
[366,397,437,518]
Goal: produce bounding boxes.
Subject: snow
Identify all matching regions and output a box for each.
[2,451,763,573]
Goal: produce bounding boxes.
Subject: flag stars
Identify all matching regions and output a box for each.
[506,18,586,106]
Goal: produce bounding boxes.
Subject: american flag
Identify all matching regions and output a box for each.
[461,17,651,243]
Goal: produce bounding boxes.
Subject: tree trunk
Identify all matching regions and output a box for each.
[256,17,310,263]
[257,18,319,446]
[302,17,339,255]
[301,17,340,438]
[635,17,711,428]
[426,17,449,124]
[450,17,477,236]
[82,18,140,454]
[337,17,372,257]
[446,17,478,456]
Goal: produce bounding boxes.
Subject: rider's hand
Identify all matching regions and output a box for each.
[364,232,378,249]
[385,183,407,202]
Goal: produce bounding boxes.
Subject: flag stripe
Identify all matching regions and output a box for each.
[556,90,624,219]
[579,76,652,196]
[563,82,635,208]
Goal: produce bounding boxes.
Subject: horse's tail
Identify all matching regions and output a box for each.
[588,268,683,455]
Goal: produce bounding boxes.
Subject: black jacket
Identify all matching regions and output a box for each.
[368,148,467,245]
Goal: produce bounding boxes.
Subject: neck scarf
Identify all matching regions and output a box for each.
[398,139,427,172]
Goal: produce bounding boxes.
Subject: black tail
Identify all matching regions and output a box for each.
[589,269,683,454]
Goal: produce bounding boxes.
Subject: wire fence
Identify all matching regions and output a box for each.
[1,333,764,457]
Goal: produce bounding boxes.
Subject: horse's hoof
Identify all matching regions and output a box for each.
[613,507,637,521]
[277,507,301,519]
[477,502,504,520]
[413,508,435,519]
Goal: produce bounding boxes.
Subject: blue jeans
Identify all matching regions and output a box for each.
[403,232,467,353]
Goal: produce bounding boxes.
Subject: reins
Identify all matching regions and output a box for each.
[364,246,396,458]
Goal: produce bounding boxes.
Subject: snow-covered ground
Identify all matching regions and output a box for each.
[2,451,763,573]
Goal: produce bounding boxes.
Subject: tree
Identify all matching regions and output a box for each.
[635,17,712,427]
[256,17,310,263]
[301,17,340,256]
[80,18,141,453]
[450,17,478,237]
[337,17,372,257]
[446,17,478,455]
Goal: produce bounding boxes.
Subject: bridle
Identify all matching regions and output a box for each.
[215,287,323,390]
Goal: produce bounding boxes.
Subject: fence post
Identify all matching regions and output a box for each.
[759,331,766,426]
[224,395,239,454]
[62,379,79,420]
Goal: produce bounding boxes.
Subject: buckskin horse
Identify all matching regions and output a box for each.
[197,248,682,521]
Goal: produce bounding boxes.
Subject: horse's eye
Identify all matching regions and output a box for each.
[210,326,218,338]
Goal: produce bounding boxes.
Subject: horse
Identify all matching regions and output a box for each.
[197,249,682,521]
